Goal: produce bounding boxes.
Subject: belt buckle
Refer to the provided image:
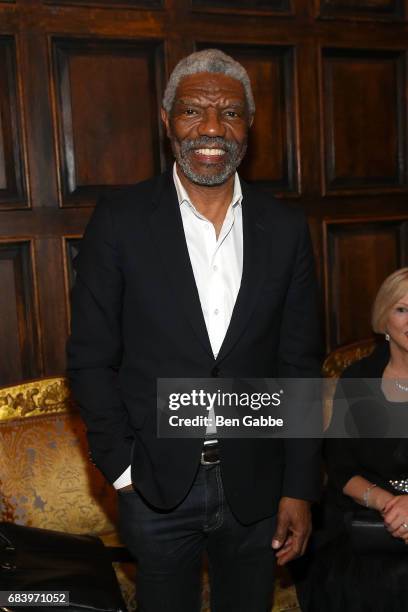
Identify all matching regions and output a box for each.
[201,445,220,466]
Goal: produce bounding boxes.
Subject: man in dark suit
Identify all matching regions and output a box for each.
[67,49,321,612]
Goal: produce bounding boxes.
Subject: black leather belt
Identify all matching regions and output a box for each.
[201,443,220,465]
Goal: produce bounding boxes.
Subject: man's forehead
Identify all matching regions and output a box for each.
[175,71,245,99]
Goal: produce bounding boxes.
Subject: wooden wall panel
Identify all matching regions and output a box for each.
[47,1,162,6]
[0,36,26,208]
[51,38,165,207]
[192,0,291,13]
[64,237,81,292]
[321,49,406,195]
[318,0,404,20]
[0,241,40,385]
[62,237,81,335]
[324,219,408,350]
[34,238,69,376]
[198,43,298,193]
[1,0,408,384]
[0,111,6,190]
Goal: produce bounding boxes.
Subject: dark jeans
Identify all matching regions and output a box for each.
[118,463,276,612]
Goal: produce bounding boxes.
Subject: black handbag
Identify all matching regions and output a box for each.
[0,522,127,612]
[345,508,408,554]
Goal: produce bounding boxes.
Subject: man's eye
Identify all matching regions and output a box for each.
[184,108,197,115]
[396,307,408,313]
[225,110,239,118]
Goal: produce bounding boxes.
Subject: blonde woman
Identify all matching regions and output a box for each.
[303,268,408,611]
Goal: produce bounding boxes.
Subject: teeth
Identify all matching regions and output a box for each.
[195,148,225,156]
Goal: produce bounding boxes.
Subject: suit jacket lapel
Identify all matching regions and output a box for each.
[148,173,270,363]
[216,182,269,363]
[148,173,214,358]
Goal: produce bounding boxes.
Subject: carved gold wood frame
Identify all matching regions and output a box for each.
[0,377,76,421]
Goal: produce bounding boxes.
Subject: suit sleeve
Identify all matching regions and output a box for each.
[278,212,323,502]
[66,197,133,484]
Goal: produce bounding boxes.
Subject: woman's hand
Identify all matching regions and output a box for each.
[382,495,408,542]
[342,476,394,511]
[370,487,394,513]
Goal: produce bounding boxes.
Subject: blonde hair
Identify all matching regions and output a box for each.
[372,267,408,333]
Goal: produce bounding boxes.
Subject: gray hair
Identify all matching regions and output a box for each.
[162,49,255,116]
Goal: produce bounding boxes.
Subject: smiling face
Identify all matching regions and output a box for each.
[385,291,408,354]
[161,72,252,186]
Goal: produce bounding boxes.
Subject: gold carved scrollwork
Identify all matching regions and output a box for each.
[0,377,76,421]
[322,338,376,379]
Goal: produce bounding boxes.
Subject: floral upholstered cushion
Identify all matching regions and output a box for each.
[0,415,117,535]
[0,377,299,611]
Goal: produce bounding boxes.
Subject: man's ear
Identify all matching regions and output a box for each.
[161,107,171,138]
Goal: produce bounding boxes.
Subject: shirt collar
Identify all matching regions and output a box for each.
[172,162,242,212]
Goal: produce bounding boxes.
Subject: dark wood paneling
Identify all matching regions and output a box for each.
[321,48,406,195]
[198,43,298,194]
[64,237,81,291]
[46,1,162,6]
[63,236,81,334]
[0,36,26,209]
[318,0,403,20]
[34,238,69,375]
[0,241,40,385]
[1,0,408,385]
[192,0,291,14]
[51,38,165,207]
[324,218,408,350]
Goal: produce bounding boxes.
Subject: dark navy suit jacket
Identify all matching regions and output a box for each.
[67,171,322,524]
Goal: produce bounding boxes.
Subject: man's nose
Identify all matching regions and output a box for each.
[197,108,226,138]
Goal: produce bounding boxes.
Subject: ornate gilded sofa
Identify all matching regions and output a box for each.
[0,377,137,609]
[0,376,301,612]
[322,337,377,429]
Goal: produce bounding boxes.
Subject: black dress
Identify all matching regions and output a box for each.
[302,343,408,612]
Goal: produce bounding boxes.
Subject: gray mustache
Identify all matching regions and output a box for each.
[180,136,239,155]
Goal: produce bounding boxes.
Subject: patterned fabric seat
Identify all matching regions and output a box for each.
[0,378,137,608]
[0,376,300,611]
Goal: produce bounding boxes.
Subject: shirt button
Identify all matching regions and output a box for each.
[214,308,219,315]
[213,265,218,271]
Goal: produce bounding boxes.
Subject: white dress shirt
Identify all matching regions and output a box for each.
[113,164,243,489]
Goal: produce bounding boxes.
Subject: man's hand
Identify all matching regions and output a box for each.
[382,495,408,543]
[271,497,312,565]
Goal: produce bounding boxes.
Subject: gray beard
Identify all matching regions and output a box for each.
[173,136,247,186]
